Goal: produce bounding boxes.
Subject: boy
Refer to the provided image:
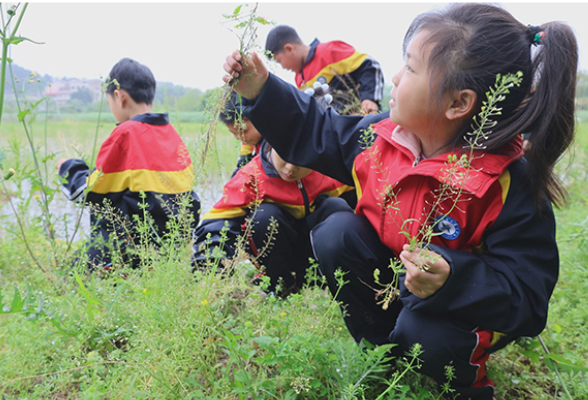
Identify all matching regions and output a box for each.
[57,58,200,271]
[265,25,384,115]
[192,141,355,295]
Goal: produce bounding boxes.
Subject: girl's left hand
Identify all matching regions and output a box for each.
[399,244,450,299]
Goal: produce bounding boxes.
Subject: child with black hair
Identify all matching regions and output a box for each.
[192,141,355,295]
[223,3,578,398]
[219,92,264,177]
[57,58,200,271]
[265,25,385,115]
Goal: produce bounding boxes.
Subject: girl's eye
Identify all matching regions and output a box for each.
[406,64,414,73]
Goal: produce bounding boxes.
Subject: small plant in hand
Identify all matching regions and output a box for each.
[200,3,272,163]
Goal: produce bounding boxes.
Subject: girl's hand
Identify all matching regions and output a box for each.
[399,244,450,299]
[361,99,379,114]
[223,51,269,100]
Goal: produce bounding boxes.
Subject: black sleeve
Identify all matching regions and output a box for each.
[349,56,385,104]
[191,217,244,269]
[58,158,90,202]
[231,152,255,178]
[245,73,388,186]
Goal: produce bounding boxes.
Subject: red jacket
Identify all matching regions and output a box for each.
[354,119,522,256]
[296,39,384,106]
[59,113,200,240]
[193,142,353,262]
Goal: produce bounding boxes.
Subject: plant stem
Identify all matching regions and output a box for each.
[538,334,573,400]
[0,3,28,128]
[1,181,47,274]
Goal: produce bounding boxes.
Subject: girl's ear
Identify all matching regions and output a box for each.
[446,89,477,121]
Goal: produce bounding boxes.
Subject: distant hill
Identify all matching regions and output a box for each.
[4,63,51,98]
[5,63,202,111]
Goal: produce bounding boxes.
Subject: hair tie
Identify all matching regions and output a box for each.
[527,25,545,45]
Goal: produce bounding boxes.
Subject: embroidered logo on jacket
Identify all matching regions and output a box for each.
[433,215,461,240]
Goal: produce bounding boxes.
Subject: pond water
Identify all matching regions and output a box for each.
[0,177,225,242]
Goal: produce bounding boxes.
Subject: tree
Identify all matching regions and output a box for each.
[70,87,93,105]
[61,87,94,113]
[176,88,204,112]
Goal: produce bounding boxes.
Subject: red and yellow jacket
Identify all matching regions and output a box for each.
[243,74,559,342]
[231,139,264,177]
[59,113,200,242]
[193,142,354,263]
[296,38,384,107]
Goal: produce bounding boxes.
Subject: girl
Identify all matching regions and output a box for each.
[222,3,577,399]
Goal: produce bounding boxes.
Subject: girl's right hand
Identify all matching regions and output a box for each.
[223,51,269,100]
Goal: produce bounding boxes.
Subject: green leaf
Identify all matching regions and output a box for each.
[73,271,103,322]
[545,354,588,372]
[41,153,56,163]
[253,335,279,350]
[3,36,43,46]
[9,286,24,313]
[234,370,251,384]
[31,98,45,109]
[520,349,540,363]
[17,108,31,122]
[233,4,242,15]
[3,36,25,45]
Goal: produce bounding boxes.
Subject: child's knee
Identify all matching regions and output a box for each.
[311,211,358,263]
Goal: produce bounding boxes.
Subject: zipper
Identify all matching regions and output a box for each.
[297,180,311,217]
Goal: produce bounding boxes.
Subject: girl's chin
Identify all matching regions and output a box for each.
[389,112,398,124]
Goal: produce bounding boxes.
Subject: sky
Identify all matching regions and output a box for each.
[8,2,588,92]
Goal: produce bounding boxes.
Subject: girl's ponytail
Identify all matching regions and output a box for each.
[521,22,578,208]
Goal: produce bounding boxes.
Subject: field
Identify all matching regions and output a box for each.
[1,115,587,400]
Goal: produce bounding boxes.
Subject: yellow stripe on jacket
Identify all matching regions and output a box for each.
[88,164,194,195]
[202,185,354,221]
[301,52,369,89]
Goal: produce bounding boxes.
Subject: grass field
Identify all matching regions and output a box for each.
[0,116,587,399]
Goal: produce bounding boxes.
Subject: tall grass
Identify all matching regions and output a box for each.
[1,117,587,400]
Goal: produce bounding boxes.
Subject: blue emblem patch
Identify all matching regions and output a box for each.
[317,76,327,84]
[433,215,461,240]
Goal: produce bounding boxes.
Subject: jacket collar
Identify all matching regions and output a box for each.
[259,141,281,178]
[372,118,524,197]
[304,38,320,68]
[124,112,169,126]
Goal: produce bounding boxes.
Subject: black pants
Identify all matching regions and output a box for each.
[311,211,496,400]
[247,197,352,294]
[70,229,143,273]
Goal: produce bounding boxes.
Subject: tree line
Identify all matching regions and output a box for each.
[3,64,588,115]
